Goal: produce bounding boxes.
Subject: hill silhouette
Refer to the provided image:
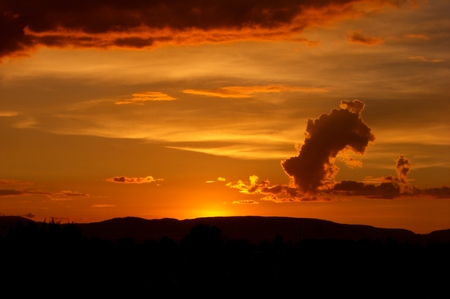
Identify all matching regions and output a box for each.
[76,216,417,243]
[2,215,450,244]
[54,215,448,244]
[1,215,449,296]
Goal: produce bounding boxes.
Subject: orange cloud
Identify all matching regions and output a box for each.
[183,84,329,98]
[404,33,429,40]
[0,0,414,60]
[0,111,18,117]
[115,91,175,105]
[346,30,384,46]
[106,176,161,184]
[407,56,443,63]
[47,191,90,201]
[92,204,116,208]
[232,200,259,204]
[0,179,31,185]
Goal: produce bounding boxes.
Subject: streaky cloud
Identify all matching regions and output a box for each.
[407,56,444,63]
[115,91,176,105]
[183,84,329,98]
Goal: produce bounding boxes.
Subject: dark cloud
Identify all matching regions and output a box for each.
[396,155,411,183]
[0,189,25,196]
[106,176,161,184]
[332,178,402,199]
[0,0,413,60]
[332,156,450,199]
[281,99,375,193]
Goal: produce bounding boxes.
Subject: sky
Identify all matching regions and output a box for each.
[0,0,449,233]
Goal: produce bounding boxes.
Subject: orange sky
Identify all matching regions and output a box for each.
[0,0,449,233]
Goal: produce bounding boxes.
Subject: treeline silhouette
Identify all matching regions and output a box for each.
[1,219,449,297]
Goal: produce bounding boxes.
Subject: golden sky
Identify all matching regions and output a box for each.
[0,0,449,233]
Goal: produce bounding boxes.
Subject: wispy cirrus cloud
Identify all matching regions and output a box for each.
[183,84,329,98]
[92,204,115,208]
[47,191,90,201]
[0,179,31,185]
[0,111,18,117]
[115,91,175,105]
[404,33,429,40]
[407,56,444,63]
[0,189,89,200]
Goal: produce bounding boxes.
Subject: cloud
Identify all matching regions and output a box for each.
[331,156,450,199]
[106,176,161,184]
[346,30,384,46]
[227,100,375,200]
[0,111,18,117]
[407,56,444,63]
[227,100,449,201]
[0,0,414,60]
[0,189,25,196]
[92,204,115,208]
[218,177,226,182]
[226,175,332,202]
[396,155,411,183]
[47,191,90,201]
[115,91,176,105]
[281,99,375,193]
[0,189,89,199]
[232,200,259,204]
[404,33,429,40]
[183,84,329,98]
[0,179,31,185]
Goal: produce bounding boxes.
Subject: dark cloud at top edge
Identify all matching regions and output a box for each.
[0,0,414,59]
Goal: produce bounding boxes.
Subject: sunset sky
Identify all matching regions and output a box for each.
[1,0,449,233]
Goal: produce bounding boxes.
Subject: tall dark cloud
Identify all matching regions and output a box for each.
[396,155,411,183]
[0,0,414,60]
[281,99,375,193]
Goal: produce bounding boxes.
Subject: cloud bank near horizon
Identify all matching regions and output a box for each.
[227,100,450,201]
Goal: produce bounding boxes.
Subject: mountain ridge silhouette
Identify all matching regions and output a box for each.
[3,215,448,244]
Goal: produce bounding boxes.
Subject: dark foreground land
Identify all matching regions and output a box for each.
[1,216,449,297]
